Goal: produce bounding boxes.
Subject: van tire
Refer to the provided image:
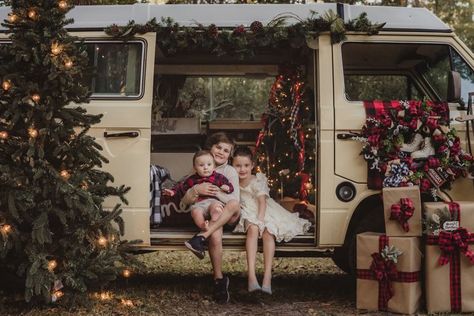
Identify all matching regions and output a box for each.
[346,205,385,276]
[332,201,385,276]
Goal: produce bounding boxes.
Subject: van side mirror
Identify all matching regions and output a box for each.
[447,70,461,102]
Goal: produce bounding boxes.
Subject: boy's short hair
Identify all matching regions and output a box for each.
[193,150,214,165]
[205,132,235,150]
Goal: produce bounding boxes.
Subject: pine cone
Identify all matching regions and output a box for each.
[250,21,264,33]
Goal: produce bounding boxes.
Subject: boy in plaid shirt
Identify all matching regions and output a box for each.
[164,150,233,231]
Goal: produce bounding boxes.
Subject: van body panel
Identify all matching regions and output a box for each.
[78,32,156,242]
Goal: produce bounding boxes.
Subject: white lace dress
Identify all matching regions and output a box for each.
[233,173,312,242]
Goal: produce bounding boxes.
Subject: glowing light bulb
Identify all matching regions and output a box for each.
[1,224,11,233]
[8,13,18,23]
[27,9,37,19]
[48,260,57,271]
[51,42,62,55]
[32,94,40,103]
[0,131,8,140]
[28,128,38,138]
[60,170,70,179]
[122,269,131,278]
[58,1,68,9]
[64,59,73,69]
[2,80,11,91]
[98,236,107,246]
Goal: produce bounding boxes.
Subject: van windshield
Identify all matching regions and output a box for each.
[342,42,474,103]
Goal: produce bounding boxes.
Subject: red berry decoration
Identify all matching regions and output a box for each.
[232,25,246,36]
[250,21,264,33]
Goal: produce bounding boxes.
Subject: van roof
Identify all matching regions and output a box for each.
[0,3,451,33]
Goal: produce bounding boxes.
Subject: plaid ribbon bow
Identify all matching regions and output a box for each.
[425,202,474,312]
[390,198,415,232]
[437,228,474,266]
[357,235,420,311]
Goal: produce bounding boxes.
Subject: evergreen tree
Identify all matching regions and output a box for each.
[0,0,133,303]
[255,66,315,203]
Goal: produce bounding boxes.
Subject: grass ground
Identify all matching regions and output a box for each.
[0,251,386,315]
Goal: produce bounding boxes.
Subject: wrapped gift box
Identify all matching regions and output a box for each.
[357,232,421,314]
[382,186,422,237]
[424,202,474,313]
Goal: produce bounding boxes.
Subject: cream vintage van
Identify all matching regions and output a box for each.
[2,3,472,274]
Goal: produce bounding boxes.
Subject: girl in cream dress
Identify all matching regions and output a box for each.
[232,147,311,294]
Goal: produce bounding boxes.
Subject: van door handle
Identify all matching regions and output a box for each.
[336,132,360,140]
[104,131,140,138]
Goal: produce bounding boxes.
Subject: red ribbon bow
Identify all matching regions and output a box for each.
[370,253,398,308]
[390,198,414,232]
[438,228,474,266]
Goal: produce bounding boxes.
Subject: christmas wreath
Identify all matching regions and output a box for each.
[358,100,473,195]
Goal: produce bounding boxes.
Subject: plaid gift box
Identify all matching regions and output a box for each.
[425,202,474,313]
[356,232,421,314]
[383,186,422,237]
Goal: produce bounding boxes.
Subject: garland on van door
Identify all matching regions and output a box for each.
[0,0,137,304]
[104,11,385,58]
[358,100,473,196]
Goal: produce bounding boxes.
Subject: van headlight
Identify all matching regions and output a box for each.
[336,182,356,202]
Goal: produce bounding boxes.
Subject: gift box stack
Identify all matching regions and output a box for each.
[357,186,423,314]
[424,201,474,313]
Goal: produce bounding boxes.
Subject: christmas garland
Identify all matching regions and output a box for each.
[105,11,384,58]
[358,100,473,195]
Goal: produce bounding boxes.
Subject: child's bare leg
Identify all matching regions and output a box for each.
[246,224,259,288]
[191,207,208,231]
[209,201,224,222]
[261,229,275,289]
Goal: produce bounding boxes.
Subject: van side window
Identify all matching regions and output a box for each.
[85,42,143,98]
[341,43,460,102]
[451,49,474,105]
[155,75,273,121]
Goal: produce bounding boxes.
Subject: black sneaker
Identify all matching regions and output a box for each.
[184,234,206,259]
[213,275,230,304]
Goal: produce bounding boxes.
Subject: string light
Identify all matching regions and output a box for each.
[31,94,41,103]
[122,269,131,278]
[28,128,38,138]
[121,299,134,307]
[48,260,57,271]
[52,290,64,300]
[95,291,113,301]
[60,170,70,180]
[51,42,62,55]
[2,80,11,91]
[98,236,107,246]
[0,131,8,140]
[27,9,37,20]
[58,0,68,10]
[8,13,18,23]
[64,58,73,69]
[1,224,11,234]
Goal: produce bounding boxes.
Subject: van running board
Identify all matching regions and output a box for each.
[147,227,319,253]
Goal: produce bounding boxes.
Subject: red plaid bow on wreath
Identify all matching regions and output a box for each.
[390,198,415,232]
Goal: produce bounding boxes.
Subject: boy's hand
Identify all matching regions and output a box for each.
[220,184,230,192]
[163,189,175,196]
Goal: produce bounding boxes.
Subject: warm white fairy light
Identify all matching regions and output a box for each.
[122,269,131,278]
[2,80,11,91]
[28,128,38,138]
[60,170,70,180]
[64,59,73,69]
[48,260,57,271]
[27,9,37,20]
[58,0,68,10]
[31,94,40,103]
[0,131,8,140]
[1,224,11,234]
[51,42,62,55]
[98,236,107,246]
[8,13,18,23]
[121,298,134,307]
